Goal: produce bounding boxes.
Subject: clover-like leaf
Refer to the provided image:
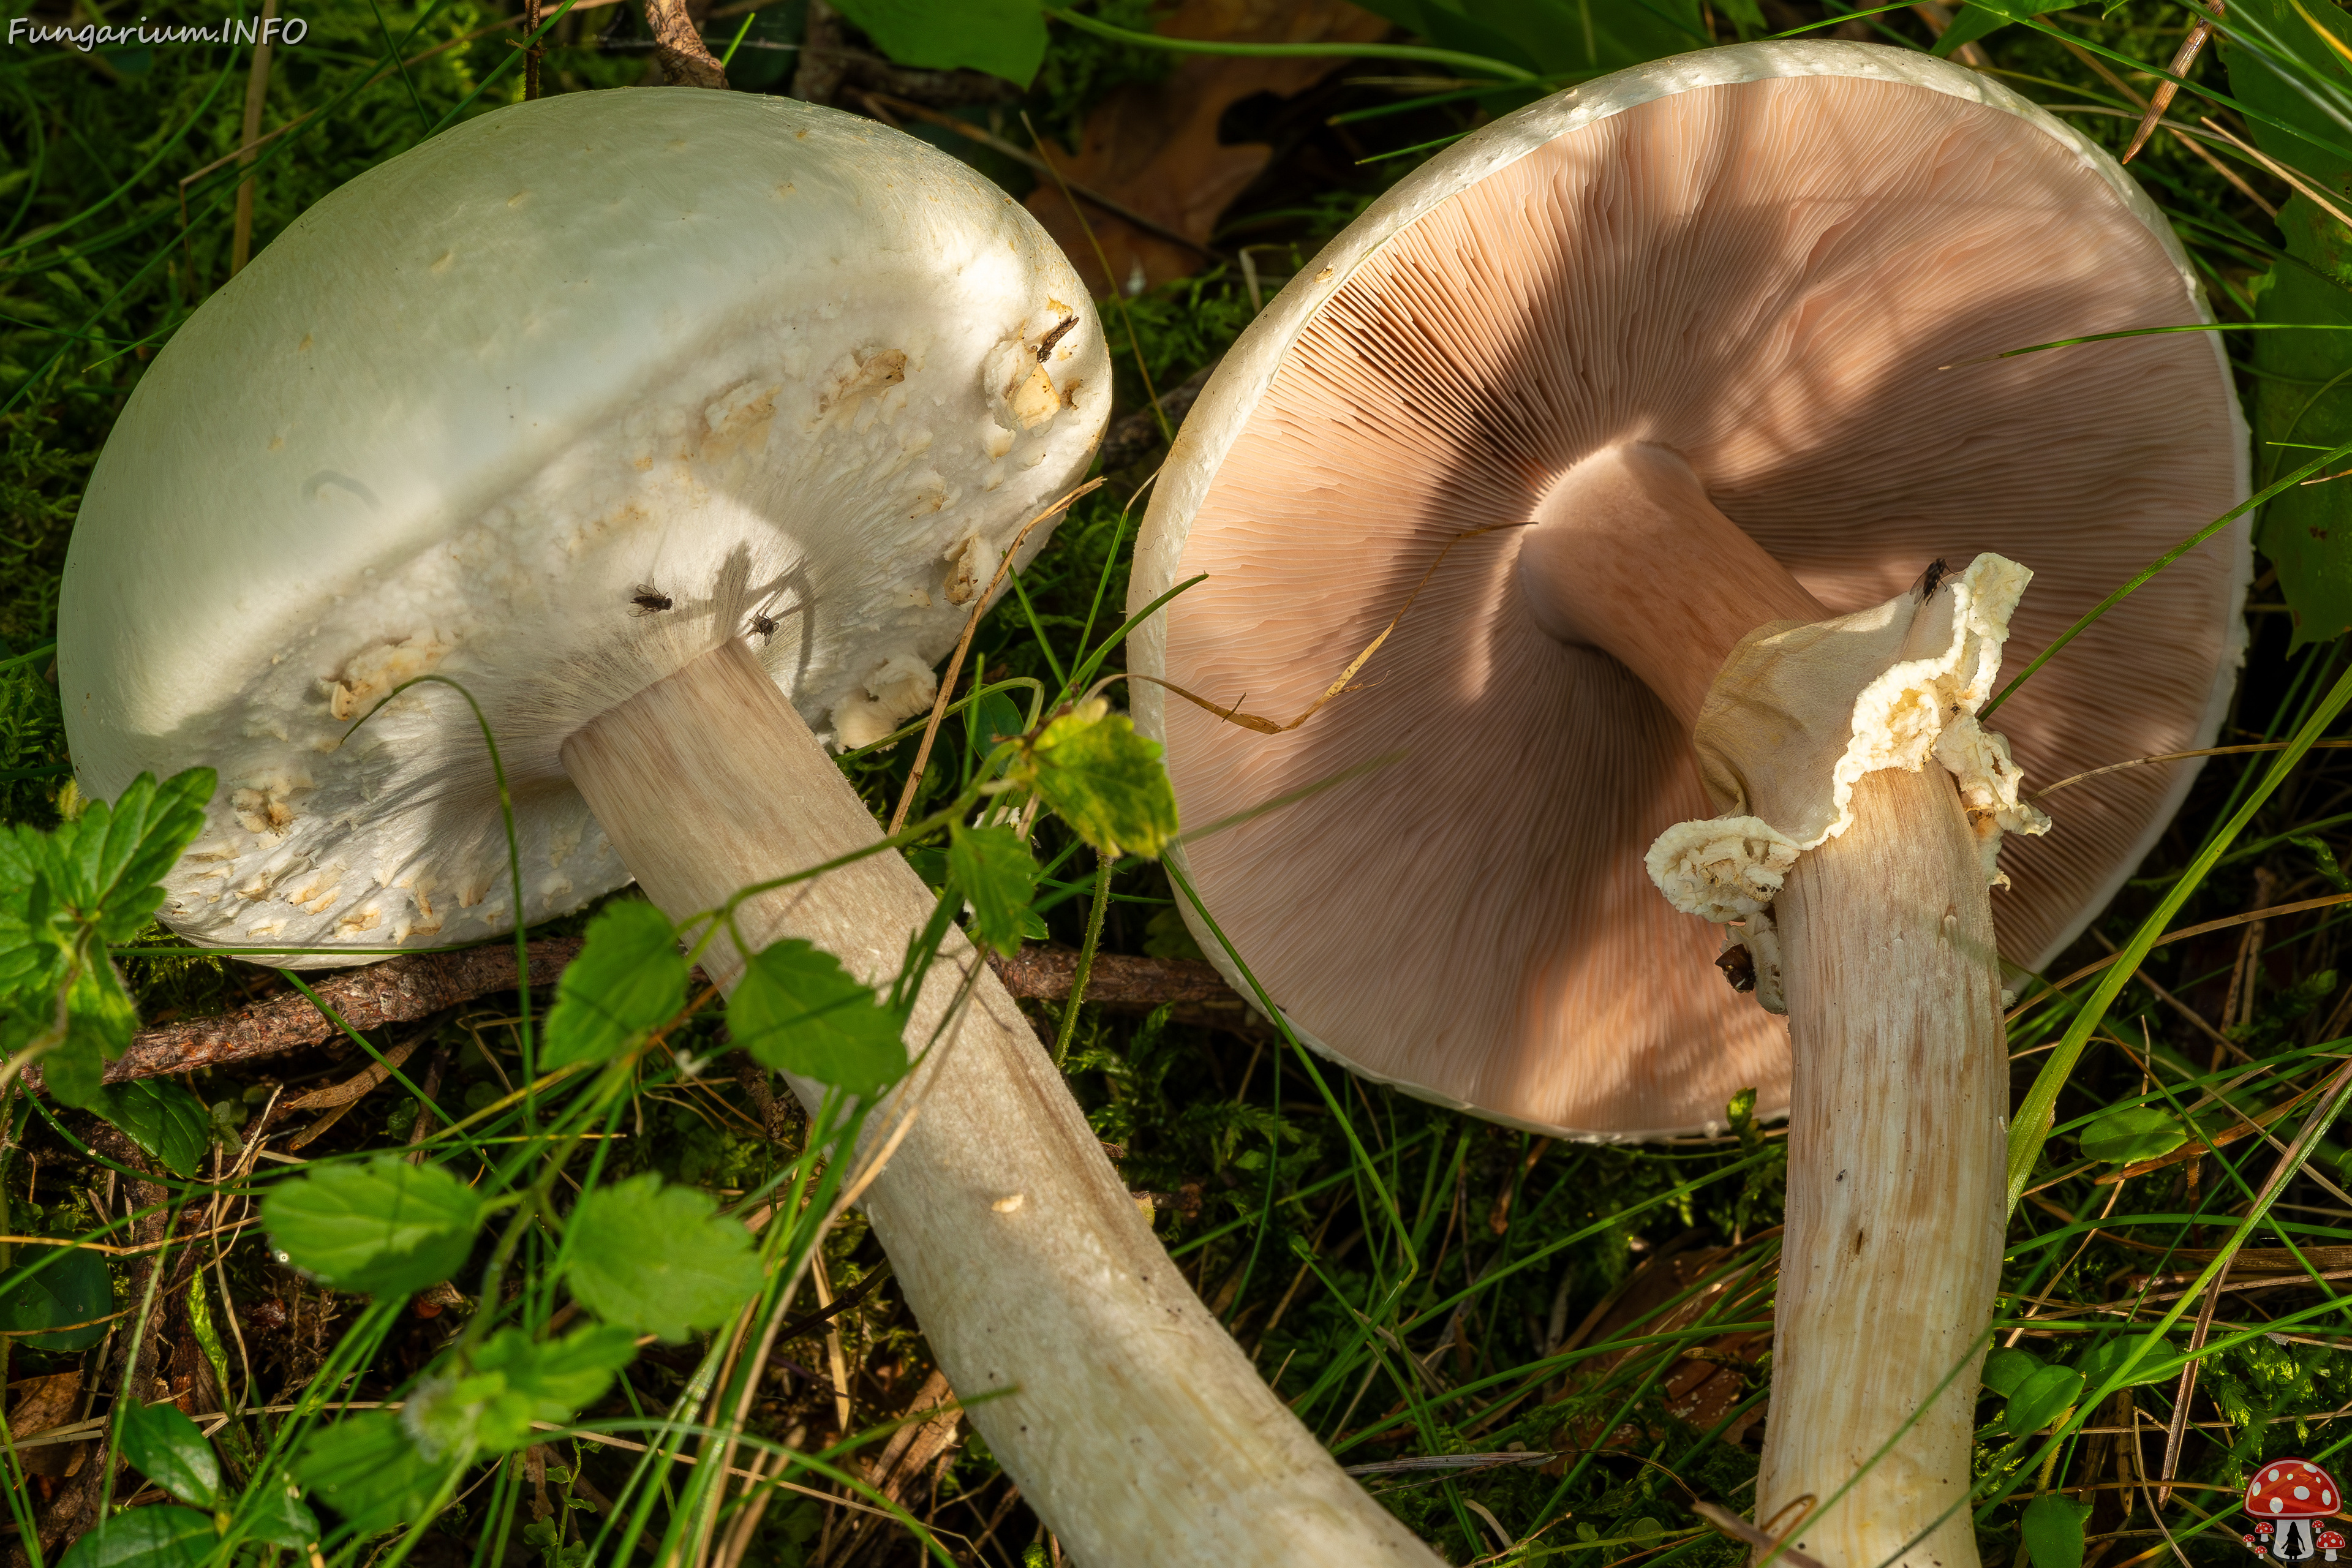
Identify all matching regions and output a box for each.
[564,1174,763,1342]
[1016,700,1177,859]
[542,900,687,1070]
[947,823,1038,956]
[263,1156,484,1297]
[728,938,906,1099]
[119,1398,221,1510]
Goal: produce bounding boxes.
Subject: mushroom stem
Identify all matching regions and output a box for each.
[1763,763,2003,1568]
[1523,445,2002,1568]
[559,639,1439,1568]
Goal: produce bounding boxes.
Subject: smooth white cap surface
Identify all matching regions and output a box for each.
[62,90,1108,962]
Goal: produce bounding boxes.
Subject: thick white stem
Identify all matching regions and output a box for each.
[1760,766,2007,1568]
[560,640,1438,1568]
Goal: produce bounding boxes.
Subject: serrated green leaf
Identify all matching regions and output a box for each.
[542,901,687,1070]
[563,1174,763,1342]
[119,1399,222,1509]
[829,0,1045,85]
[1982,1346,2042,1399]
[71,956,137,1063]
[2005,1363,2086,1439]
[293,1411,453,1534]
[728,938,907,1098]
[55,1505,217,1568]
[1019,700,1178,859]
[2077,1105,2189,1167]
[94,1078,212,1178]
[42,769,214,934]
[412,1323,638,1456]
[0,1243,113,1351]
[479,1321,637,1423]
[948,823,1037,955]
[262,1156,484,1297]
[2021,1492,2094,1568]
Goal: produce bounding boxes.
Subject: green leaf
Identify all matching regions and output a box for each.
[55,1506,218,1568]
[38,769,214,937]
[830,0,1046,85]
[1140,905,1202,961]
[474,1322,638,1435]
[293,1411,454,1534]
[541,900,687,1070]
[1931,0,2074,55]
[37,1013,105,1110]
[563,1174,763,1341]
[2073,1332,2179,1391]
[2077,1104,2189,1167]
[408,1324,638,1458]
[93,1078,213,1178]
[241,1473,323,1550]
[1017,699,1178,859]
[948,823,1038,955]
[2020,1492,2094,1568]
[262,1156,485,1297]
[2005,1363,2087,1439]
[964,689,1025,780]
[70,956,138,1063]
[0,1243,114,1351]
[2291,832,2352,892]
[2227,1,2352,643]
[1354,0,1703,74]
[118,1399,222,1509]
[1981,1346,2042,1399]
[728,938,907,1098]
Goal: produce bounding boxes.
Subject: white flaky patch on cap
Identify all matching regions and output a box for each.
[1647,553,2049,1005]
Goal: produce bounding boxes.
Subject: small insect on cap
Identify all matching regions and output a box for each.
[59,90,1107,965]
[1129,40,2246,1139]
[2247,1462,2343,1520]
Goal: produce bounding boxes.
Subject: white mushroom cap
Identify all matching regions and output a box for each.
[1129,42,2248,1139]
[60,91,1108,962]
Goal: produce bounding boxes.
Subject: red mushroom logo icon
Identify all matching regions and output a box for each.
[2245,1461,2343,1562]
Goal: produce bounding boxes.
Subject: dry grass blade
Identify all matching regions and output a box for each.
[2199,115,2352,227]
[1689,1500,1831,1568]
[2123,7,2218,163]
[2032,738,2352,798]
[2008,892,2352,1020]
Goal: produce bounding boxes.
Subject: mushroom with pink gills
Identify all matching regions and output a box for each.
[57,91,1444,1567]
[1130,41,2247,1568]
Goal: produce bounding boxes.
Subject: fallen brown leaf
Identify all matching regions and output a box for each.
[1028,0,1389,295]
